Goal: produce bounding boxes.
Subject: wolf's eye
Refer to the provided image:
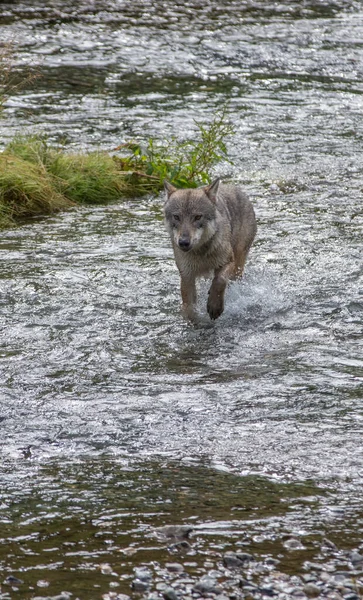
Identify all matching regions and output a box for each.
[194,215,202,222]
[173,214,180,221]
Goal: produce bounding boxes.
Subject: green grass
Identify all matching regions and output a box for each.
[0,107,234,228]
[0,152,73,227]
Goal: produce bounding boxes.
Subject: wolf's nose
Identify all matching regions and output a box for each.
[178,237,191,250]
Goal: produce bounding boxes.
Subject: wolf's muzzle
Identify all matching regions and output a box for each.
[178,236,191,251]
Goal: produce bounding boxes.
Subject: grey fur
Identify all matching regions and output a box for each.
[164,178,256,320]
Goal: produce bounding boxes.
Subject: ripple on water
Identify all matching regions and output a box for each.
[1,2,363,595]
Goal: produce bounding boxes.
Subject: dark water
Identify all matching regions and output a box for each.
[1,1,363,598]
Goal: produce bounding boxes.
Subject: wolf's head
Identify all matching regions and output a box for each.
[164,178,220,252]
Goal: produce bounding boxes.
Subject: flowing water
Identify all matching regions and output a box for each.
[1,1,363,598]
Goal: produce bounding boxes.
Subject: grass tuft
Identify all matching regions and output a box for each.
[0,153,73,224]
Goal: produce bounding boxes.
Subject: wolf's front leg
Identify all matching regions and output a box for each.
[180,276,197,321]
[207,262,235,320]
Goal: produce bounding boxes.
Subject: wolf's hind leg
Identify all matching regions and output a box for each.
[230,250,248,280]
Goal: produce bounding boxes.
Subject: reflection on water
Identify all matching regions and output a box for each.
[1,458,362,599]
[1,0,363,596]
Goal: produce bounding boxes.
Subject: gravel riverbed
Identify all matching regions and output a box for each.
[2,532,362,600]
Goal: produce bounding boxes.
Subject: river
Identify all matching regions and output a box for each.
[0,1,363,599]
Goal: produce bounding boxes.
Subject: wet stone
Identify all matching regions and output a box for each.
[165,563,184,574]
[322,538,338,551]
[265,558,280,567]
[193,576,223,595]
[155,526,193,542]
[239,579,257,589]
[305,562,325,571]
[258,586,277,596]
[236,552,254,563]
[3,576,24,585]
[303,583,321,597]
[283,539,305,550]
[163,587,179,600]
[172,578,195,587]
[349,552,363,565]
[32,595,72,600]
[134,567,152,581]
[223,554,244,569]
[333,573,350,584]
[170,541,191,551]
[240,585,258,595]
[132,579,150,593]
[302,575,317,583]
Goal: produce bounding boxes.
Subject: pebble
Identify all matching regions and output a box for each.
[3,576,23,585]
[165,563,184,573]
[37,580,50,588]
[283,538,305,550]
[193,576,223,595]
[322,538,338,550]
[154,525,193,542]
[236,552,254,562]
[223,552,244,569]
[302,574,317,583]
[134,567,152,581]
[162,588,179,600]
[32,595,71,600]
[265,558,280,567]
[303,583,321,598]
[132,579,150,593]
[258,586,277,596]
[303,583,321,597]
[269,183,281,194]
[349,552,363,565]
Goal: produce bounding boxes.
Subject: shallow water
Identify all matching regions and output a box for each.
[1,1,363,598]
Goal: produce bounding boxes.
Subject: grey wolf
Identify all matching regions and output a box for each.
[164,178,257,320]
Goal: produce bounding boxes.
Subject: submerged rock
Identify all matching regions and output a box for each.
[283,538,306,550]
[3,576,23,585]
[165,563,184,573]
[154,525,193,542]
[193,576,223,595]
[162,588,179,600]
[223,551,245,569]
[132,580,150,593]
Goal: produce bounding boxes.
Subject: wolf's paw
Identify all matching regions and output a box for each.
[207,292,224,320]
[182,303,199,323]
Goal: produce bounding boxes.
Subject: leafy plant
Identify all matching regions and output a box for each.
[119,104,235,189]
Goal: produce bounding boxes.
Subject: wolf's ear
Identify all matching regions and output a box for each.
[204,177,221,203]
[164,180,177,198]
